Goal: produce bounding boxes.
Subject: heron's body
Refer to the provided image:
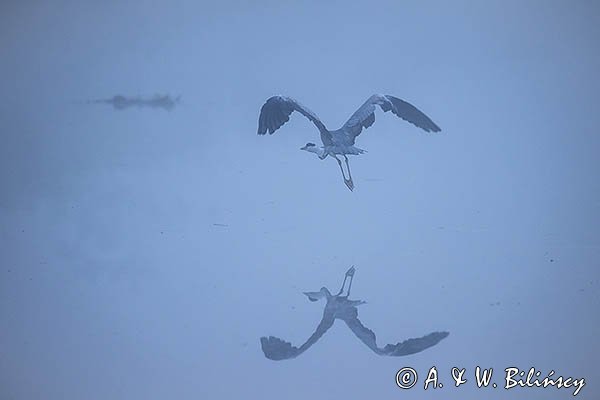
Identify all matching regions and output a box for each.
[260,267,449,360]
[257,94,441,190]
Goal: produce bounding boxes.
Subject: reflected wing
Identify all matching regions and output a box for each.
[382,331,450,356]
[343,314,385,355]
[345,313,449,356]
[257,96,328,136]
[260,309,335,361]
[260,336,300,361]
[342,94,441,142]
[296,309,335,355]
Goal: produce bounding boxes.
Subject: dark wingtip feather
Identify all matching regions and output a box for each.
[260,335,298,361]
[383,330,449,357]
[435,331,450,339]
[256,95,327,137]
[258,96,289,136]
[386,95,442,133]
[257,100,270,135]
[429,121,442,133]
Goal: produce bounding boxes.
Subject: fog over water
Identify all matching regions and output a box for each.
[1,1,599,399]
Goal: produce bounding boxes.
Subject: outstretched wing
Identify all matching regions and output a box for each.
[382,331,450,356]
[260,309,335,360]
[257,96,328,136]
[342,94,441,143]
[260,336,300,361]
[344,312,449,356]
[343,314,386,355]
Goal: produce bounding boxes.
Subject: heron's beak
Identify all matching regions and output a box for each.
[300,146,307,150]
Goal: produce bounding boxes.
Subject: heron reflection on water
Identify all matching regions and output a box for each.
[260,267,449,360]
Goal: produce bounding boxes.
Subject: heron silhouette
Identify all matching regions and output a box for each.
[260,267,449,360]
[257,94,441,191]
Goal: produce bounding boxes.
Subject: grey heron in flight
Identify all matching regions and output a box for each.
[257,94,441,191]
[260,267,449,360]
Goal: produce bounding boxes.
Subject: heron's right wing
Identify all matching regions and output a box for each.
[344,313,449,356]
[382,331,450,356]
[257,95,329,136]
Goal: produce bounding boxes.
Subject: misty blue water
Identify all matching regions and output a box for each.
[1,1,599,399]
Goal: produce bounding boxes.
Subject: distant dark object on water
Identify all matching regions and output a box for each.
[260,266,449,360]
[88,94,181,111]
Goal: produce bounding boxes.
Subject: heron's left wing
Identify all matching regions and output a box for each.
[342,94,441,142]
[260,336,300,360]
[261,309,335,360]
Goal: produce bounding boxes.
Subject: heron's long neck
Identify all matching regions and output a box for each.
[306,146,326,158]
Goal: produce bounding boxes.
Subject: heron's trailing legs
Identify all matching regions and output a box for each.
[337,266,356,297]
[343,155,355,190]
[334,155,354,191]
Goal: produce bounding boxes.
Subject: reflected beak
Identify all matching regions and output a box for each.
[303,291,324,302]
